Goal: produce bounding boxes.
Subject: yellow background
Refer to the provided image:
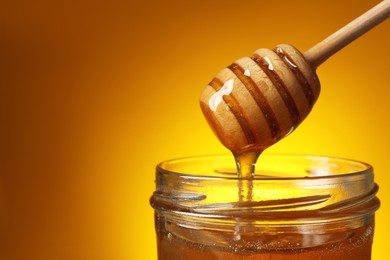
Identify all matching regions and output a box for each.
[1,0,389,259]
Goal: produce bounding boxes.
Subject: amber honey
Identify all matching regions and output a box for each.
[156,222,374,259]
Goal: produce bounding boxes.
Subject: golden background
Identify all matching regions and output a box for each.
[1,0,389,259]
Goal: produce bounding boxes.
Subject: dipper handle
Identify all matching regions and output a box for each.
[304,0,390,69]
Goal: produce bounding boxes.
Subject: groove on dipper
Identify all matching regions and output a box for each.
[251,53,301,130]
[228,63,281,140]
[208,77,256,145]
[275,47,316,108]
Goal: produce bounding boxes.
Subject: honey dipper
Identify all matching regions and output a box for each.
[200,0,390,158]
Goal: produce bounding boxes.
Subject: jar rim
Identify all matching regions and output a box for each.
[156,153,373,181]
[152,153,379,226]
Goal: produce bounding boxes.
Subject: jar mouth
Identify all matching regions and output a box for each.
[152,154,379,224]
[157,154,373,181]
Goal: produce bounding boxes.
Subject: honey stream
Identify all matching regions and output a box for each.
[232,150,261,241]
[234,150,261,202]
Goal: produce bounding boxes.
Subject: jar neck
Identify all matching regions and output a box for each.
[151,154,380,226]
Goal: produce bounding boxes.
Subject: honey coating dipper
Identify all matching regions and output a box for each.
[200,0,390,156]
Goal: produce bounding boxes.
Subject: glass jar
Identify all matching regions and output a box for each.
[150,154,380,259]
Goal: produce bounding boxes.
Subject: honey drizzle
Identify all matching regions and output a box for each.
[234,150,261,202]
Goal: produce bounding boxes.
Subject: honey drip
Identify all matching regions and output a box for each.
[232,150,260,242]
[234,150,260,202]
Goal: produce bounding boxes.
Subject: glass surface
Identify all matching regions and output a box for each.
[151,154,380,259]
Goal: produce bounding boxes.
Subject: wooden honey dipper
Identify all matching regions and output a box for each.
[200,1,390,164]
